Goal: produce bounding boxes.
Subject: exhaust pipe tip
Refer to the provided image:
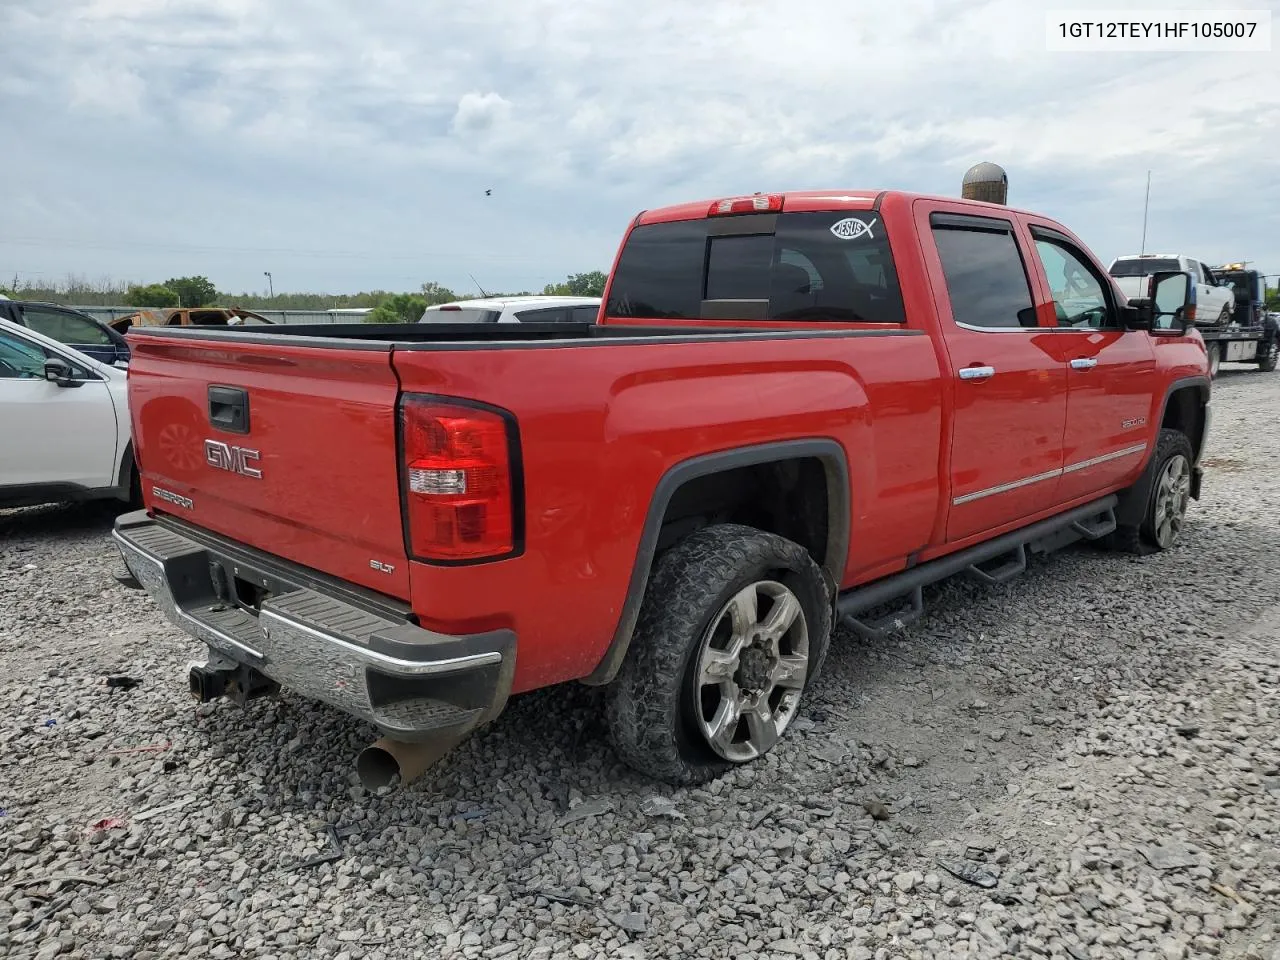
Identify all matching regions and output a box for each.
[356,744,402,791]
[356,735,463,791]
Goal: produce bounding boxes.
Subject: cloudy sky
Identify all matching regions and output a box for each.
[2,0,1276,297]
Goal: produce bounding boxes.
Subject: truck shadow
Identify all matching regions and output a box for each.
[181,510,1280,880]
[0,501,123,539]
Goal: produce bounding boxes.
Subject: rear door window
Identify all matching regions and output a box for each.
[930,216,1037,329]
[606,211,906,323]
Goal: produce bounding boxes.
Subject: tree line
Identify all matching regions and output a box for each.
[7,272,1279,318]
[0,272,609,322]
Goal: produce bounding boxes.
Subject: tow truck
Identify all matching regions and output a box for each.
[1197,264,1278,376]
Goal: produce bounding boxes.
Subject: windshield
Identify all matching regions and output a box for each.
[1108,258,1179,278]
[419,308,501,323]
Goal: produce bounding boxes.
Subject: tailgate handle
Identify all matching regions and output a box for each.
[208,385,250,434]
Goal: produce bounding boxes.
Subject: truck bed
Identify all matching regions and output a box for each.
[133,320,911,348]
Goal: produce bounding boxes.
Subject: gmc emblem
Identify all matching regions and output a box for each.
[205,439,263,479]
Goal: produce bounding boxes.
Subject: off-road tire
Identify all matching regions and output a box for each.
[1106,428,1194,555]
[1258,334,1278,372]
[605,523,831,785]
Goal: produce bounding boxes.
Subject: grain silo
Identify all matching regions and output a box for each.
[961,162,1008,204]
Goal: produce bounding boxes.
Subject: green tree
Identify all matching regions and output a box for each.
[367,292,427,324]
[542,271,607,297]
[164,276,218,307]
[1266,285,1279,311]
[420,282,458,306]
[124,283,180,308]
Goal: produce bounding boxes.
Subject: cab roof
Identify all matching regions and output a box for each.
[634,189,1051,226]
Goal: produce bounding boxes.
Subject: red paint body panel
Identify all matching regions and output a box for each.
[127,189,1210,701]
[393,334,942,691]
[128,338,413,599]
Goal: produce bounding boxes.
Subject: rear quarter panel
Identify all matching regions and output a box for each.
[393,331,943,692]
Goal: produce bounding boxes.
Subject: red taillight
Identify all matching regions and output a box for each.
[707,193,784,217]
[399,397,518,562]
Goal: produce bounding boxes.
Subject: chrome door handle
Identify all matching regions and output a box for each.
[1070,357,1098,370]
[958,366,995,381]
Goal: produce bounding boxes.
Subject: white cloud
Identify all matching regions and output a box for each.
[451,92,514,137]
[67,62,146,117]
[0,0,1276,293]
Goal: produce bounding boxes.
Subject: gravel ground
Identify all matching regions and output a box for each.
[2,367,1279,960]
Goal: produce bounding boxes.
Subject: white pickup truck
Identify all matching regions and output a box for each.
[1108,255,1236,328]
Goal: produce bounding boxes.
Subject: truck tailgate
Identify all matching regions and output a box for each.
[1112,276,1146,300]
[128,334,411,599]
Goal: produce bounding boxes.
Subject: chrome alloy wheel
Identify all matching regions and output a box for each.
[693,580,808,762]
[1152,453,1191,548]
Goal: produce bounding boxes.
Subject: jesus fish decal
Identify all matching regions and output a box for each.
[830,217,877,241]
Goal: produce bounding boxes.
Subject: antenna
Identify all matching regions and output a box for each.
[468,273,491,298]
[1139,170,1151,256]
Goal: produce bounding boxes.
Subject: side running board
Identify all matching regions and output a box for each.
[965,544,1027,585]
[837,496,1118,640]
[1071,509,1117,540]
[842,587,924,642]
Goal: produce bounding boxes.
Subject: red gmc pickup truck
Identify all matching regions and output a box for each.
[113,190,1211,787]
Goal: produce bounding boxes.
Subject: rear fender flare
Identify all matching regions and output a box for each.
[581,438,851,686]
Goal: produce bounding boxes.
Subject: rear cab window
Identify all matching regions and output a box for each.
[1108,258,1180,278]
[605,209,906,324]
[512,307,572,323]
[419,308,501,324]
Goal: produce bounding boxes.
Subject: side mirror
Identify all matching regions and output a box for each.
[44,357,83,387]
[1142,271,1194,335]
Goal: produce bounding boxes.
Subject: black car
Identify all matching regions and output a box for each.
[0,299,131,366]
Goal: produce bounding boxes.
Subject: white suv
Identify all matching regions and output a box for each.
[419,295,601,324]
[0,317,136,509]
[1108,255,1236,327]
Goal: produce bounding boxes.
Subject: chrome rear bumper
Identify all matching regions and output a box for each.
[112,510,514,740]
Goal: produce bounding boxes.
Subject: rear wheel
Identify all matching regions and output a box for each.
[605,523,831,785]
[1206,342,1222,378]
[1258,336,1278,372]
[1106,429,1194,554]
